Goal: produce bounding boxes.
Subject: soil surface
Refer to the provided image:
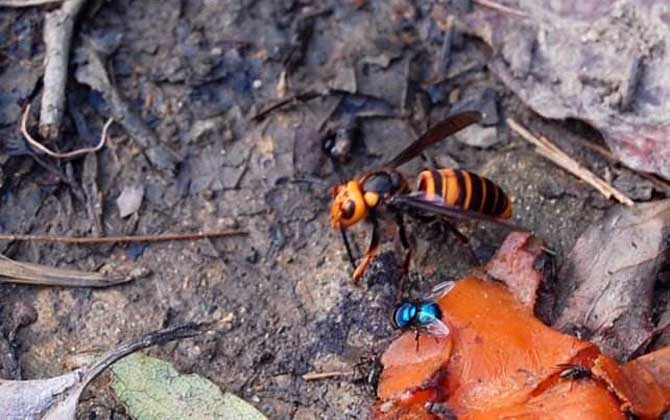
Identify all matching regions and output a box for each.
[0,1,663,418]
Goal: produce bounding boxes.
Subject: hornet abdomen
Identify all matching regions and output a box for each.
[416,169,512,219]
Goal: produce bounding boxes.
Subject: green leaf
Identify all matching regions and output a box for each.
[111,353,267,420]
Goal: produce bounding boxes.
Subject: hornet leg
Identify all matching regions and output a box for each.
[340,228,357,271]
[395,213,412,299]
[352,218,380,284]
[442,220,479,264]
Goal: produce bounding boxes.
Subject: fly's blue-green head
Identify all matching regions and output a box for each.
[416,302,441,326]
[392,302,417,329]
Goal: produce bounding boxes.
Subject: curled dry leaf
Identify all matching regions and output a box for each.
[373,233,670,419]
[0,322,211,420]
[554,200,670,359]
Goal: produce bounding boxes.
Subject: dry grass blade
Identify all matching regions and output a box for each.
[507,118,634,207]
[0,254,127,287]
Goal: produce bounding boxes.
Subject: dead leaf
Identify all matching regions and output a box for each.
[111,354,267,420]
[329,62,357,94]
[554,200,670,359]
[116,185,145,218]
[74,41,179,170]
[458,1,670,179]
[0,322,212,420]
[256,134,274,155]
[0,254,127,287]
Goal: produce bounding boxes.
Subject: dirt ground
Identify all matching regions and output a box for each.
[0,1,662,418]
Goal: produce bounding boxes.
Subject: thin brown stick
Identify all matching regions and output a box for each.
[0,0,62,6]
[250,90,323,122]
[473,0,527,18]
[577,137,617,160]
[0,230,247,244]
[507,118,634,206]
[302,370,355,381]
[22,104,114,159]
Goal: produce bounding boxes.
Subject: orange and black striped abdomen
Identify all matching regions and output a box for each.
[416,169,512,218]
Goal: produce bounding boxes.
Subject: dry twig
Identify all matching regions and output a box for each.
[250,90,323,122]
[0,230,247,244]
[302,369,355,381]
[22,104,114,159]
[507,118,634,206]
[473,0,527,18]
[39,0,88,140]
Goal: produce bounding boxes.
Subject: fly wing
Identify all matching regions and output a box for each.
[383,111,481,169]
[423,318,451,337]
[426,281,456,301]
[389,192,524,231]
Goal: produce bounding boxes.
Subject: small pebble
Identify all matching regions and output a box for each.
[539,181,565,199]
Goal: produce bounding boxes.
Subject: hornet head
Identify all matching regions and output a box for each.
[330,180,369,228]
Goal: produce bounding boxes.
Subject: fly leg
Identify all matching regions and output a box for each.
[352,218,380,284]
